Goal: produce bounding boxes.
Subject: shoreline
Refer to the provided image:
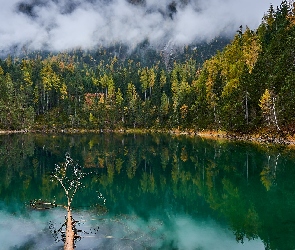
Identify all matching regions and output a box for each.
[0,128,294,146]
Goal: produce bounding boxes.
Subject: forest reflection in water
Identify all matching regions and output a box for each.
[0,133,295,249]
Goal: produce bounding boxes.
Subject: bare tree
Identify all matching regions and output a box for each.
[51,153,91,250]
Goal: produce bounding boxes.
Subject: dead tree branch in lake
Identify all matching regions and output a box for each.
[51,153,92,249]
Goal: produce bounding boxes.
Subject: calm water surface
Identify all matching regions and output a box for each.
[0,133,295,249]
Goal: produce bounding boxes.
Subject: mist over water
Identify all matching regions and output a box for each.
[0,0,282,54]
[0,209,264,250]
[0,208,57,249]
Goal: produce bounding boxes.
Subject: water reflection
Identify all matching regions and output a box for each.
[0,209,264,250]
[32,153,98,249]
[0,133,295,249]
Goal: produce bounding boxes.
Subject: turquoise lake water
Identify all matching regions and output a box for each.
[0,133,294,249]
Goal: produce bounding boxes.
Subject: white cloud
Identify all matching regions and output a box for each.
[0,0,283,54]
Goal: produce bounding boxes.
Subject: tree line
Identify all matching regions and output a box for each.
[0,1,294,135]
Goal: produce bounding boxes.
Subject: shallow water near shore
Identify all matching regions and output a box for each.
[0,133,294,249]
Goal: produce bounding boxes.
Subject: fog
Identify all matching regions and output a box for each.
[0,0,283,54]
[0,209,265,249]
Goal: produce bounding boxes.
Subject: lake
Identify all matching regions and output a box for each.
[0,133,294,249]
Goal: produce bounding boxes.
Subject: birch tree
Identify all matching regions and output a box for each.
[259,89,280,130]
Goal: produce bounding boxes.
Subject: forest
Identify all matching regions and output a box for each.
[0,1,294,136]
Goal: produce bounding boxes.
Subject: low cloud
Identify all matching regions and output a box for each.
[0,0,282,54]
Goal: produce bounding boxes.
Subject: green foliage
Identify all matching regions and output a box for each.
[0,1,294,134]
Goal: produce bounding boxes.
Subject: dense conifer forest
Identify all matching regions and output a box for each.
[0,1,294,136]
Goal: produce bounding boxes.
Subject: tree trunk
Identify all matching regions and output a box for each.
[64,207,76,250]
[245,91,249,125]
[272,97,280,131]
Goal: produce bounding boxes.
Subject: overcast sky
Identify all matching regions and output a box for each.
[0,0,283,54]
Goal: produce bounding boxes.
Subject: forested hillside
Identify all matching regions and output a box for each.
[0,1,294,136]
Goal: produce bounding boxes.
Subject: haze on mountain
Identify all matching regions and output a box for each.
[0,0,282,55]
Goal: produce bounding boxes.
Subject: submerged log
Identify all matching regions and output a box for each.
[30,199,57,210]
[64,207,79,250]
